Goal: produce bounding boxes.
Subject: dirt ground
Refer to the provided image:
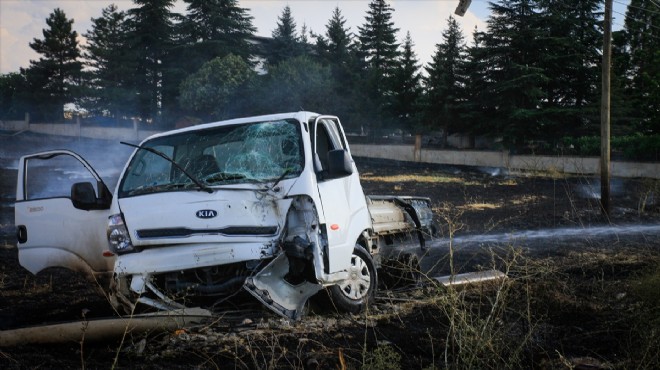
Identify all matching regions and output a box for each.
[1,133,660,369]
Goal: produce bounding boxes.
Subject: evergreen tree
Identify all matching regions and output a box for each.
[611,29,636,134]
[313,7,364,129]
[424,16,467,145]
[83,4,136,120]
[357,0,401,129]
[26,8,82,121]
[267,6,303,66]
[479,0,547,147]
[621,0,660,134]
[178,0,256,74]
[124,0,179,125]
[391,32,422,133]
[315,7,354,65]
[537,0,602,138]
[0,72,30,120]
[461,27,492,143]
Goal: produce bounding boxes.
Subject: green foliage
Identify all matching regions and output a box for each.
[619,0,660,134]
[536,0,602,137]
[26,8,82,122]
[179,54,255,121]
[315,7,353,65]
[390,32,423,133]
[361,345,401,370]
[312,7,370,131]
[423,16,467,141]
[7,0,659,149]
[250,55,335,115]
[0,72,30,120]
[562,134,660,161]
[266,6,304,66]
[178,0,256,74]
[477,0,548,147]
[82,4,136,119]
[357,0,401,131]
[125,0,179,125]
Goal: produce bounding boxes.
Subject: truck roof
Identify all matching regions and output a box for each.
[143,111,321,143]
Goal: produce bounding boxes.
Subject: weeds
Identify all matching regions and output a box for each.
[361,344,401,370]
[637,178,660,215]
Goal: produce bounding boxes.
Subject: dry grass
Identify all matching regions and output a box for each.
[360,173,478,185]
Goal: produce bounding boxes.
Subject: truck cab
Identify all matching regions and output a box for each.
[16,112,389,319]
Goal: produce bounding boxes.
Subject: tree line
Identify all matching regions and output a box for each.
[0,0,658,153]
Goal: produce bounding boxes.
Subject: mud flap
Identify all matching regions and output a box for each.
[244,254,322,320]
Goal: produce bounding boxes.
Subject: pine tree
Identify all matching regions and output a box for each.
[267,6,303,66]
[83,4,136,120]
[315,7,354,65]
[124,0,179,124]
[313,7,365,128]
[424,16,467,145]
[391,32,422,133]
[461,27,492,143]
[26,8,82,121]
[621,0,660,134]
[357,0,401,130]
[479,0,547,147]
[537,0,602,138]
[178,0,256,74]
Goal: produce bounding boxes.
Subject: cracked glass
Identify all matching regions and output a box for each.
[119,119,304,197]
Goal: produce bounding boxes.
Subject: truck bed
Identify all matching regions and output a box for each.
[366,195,434,236]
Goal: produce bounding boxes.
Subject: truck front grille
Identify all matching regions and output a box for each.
[136,226,278,239]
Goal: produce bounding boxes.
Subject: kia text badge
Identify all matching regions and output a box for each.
[196,210,217,219]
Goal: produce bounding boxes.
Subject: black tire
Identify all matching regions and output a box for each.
[328,244,377,314]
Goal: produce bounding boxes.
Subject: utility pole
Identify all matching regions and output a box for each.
[601,0,613,217]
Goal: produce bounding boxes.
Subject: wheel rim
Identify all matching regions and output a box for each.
[337,253,371,300]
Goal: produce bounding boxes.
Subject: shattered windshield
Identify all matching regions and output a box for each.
[118,119,304,197]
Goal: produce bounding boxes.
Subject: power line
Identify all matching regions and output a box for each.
[613,9,660,33]
[614,0,660,16]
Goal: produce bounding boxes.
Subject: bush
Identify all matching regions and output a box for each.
[562,134,660,161]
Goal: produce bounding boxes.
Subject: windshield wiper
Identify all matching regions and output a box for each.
[266,169,292,192]
[203,172,247,184]
[127,182,195,196]
[121,141,213,194]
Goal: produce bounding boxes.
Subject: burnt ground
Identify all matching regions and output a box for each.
[1,132,660,369]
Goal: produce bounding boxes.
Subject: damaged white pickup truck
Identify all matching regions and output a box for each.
[15,112,435,320]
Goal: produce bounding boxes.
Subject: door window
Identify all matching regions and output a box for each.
[22,154,100,201]
[313,118,345,173]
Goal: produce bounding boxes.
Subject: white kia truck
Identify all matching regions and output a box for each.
[15,112,435,319]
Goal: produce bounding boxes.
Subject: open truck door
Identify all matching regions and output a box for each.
[15,150,114,282]
[312,116,371,273]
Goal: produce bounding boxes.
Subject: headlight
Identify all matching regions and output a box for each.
[107,213,135,254]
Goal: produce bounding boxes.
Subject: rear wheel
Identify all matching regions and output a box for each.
[328,244,377,314]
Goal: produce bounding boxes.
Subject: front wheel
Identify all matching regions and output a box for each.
[328,244,377,314]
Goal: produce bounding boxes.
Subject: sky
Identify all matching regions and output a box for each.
[0,0,631,75]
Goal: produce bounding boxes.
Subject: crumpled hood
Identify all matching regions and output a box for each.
[119,189,290,247]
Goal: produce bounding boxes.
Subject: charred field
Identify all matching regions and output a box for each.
[1,132,660,369]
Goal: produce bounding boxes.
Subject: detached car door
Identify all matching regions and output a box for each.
[15,150,114,280]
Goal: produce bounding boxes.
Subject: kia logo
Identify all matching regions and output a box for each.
[196,209,217,219]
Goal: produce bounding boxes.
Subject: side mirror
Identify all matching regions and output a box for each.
[326,149,353,179]
[71,182,111,210]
